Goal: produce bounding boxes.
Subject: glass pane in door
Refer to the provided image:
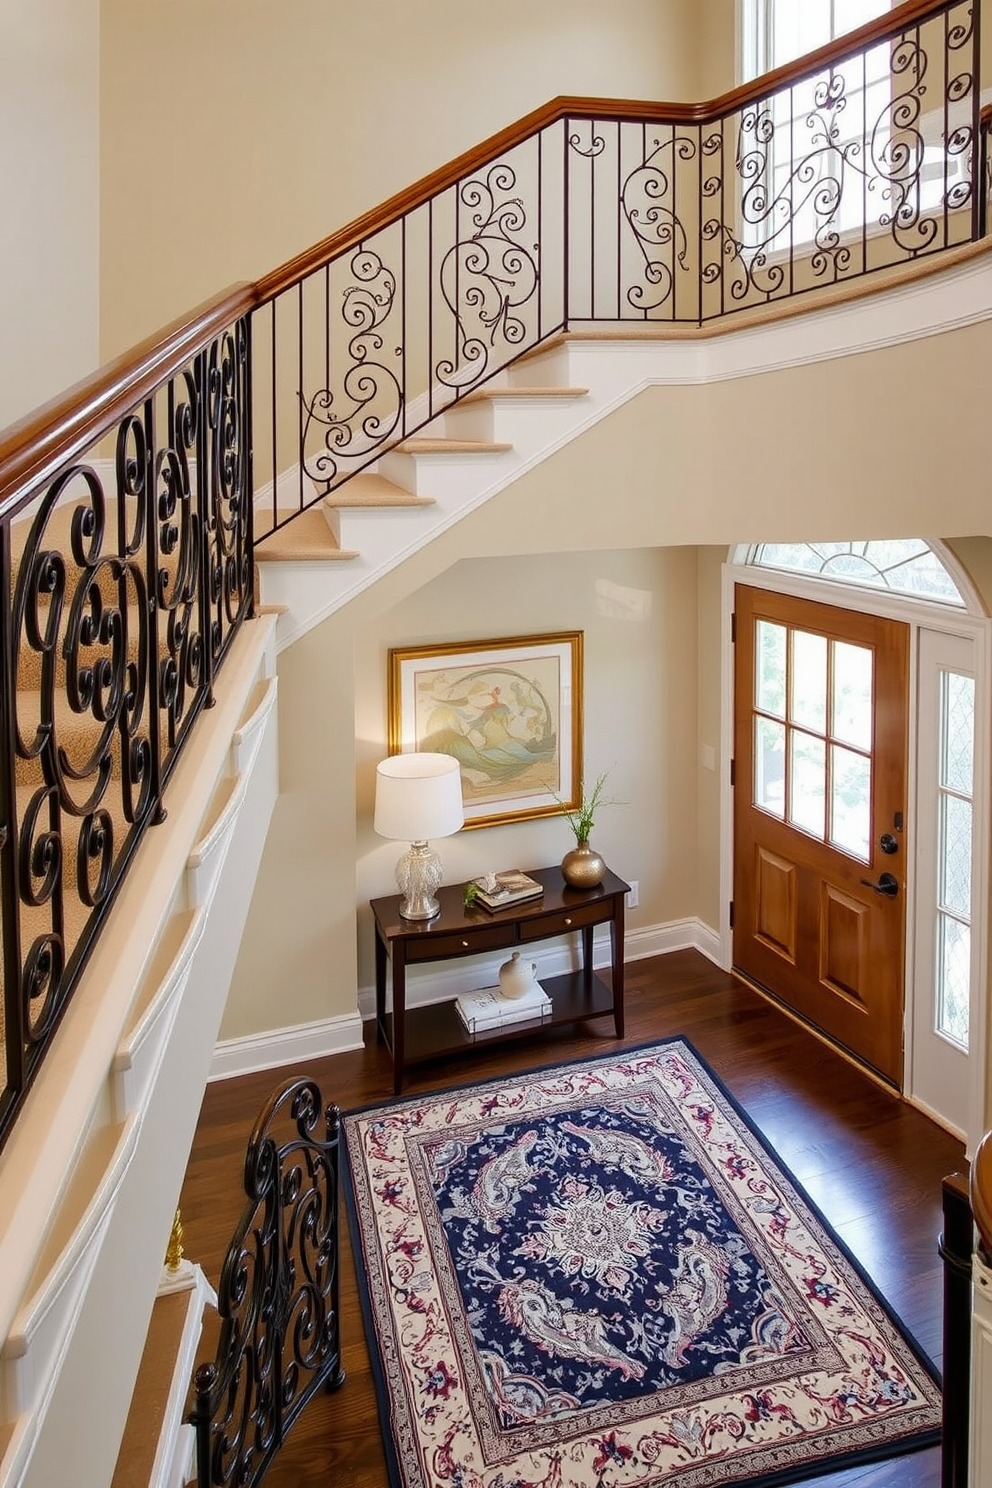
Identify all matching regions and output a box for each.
[832,640,873,749]
[830,744,871,859]
[791,630,827,732]
[789,731,825,837]
[756,621,786,716]
[754,716,786,817]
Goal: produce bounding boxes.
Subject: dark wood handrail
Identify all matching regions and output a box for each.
[0,283,255,513]
[0,0,970,519]
[972,1128,992,1259]
[257,0,953,302]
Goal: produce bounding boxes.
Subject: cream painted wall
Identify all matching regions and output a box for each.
[224,317,992,1040]
[99,0,708,359]
[695,547,726,934]
[352,549,700,991]
[225,546,700,1039]
[0,0,100,431]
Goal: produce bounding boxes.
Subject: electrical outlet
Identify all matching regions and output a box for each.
[626,880,639,910]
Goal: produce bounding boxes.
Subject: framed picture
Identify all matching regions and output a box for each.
[387,632,583,830]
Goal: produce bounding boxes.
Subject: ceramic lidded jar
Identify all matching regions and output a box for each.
[498,951,538,1000]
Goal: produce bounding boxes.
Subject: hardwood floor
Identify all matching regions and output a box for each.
[179,950,966,1488]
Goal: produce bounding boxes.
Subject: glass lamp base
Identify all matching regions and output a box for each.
[396,840,444,920]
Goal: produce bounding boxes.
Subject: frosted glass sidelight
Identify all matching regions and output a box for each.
[940,795,972,919]
[934,669,974,1049]
[830,745,871,860]
[789,732,825,838]
[940,672,975,795]
[754,716,786,818]
[790,630,827,733]
[832,641,873,751]
[756,620,786,718]
[937,914,970,1048]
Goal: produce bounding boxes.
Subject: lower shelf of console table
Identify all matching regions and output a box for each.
[381,970,617,1065]
[370,865,629,1093]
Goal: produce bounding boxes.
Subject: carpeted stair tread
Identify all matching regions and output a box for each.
[12,690,172,787]
[0,781,133,1076]
[513,332,568,364]
[15,603,181,691]
[323,473,435,509]
[459,386,589,402]
[393,437,512,454]
[10,498,184,588]
[254,508,358,562]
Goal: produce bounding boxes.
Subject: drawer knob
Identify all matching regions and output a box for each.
[461,939,469,947]
[564,917,572,926]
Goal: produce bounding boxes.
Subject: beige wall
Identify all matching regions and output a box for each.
[0,0,100,431]
[99,0,709,359]
[224,316,992,1039]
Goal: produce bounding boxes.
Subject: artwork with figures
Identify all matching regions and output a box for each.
[387,633,582,828]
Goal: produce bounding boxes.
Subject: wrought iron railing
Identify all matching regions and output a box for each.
[0,0,984,1151]
[0,296,253,1148]
[251,0,980,535]
[188,1078,345,1488]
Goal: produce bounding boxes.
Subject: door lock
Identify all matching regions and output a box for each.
[879,832,899,855]
[860,871,899,898]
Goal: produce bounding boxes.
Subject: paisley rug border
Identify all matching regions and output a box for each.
[341,1037,942,1488]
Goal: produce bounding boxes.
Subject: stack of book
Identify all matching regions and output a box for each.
[455,982,552,1036]
[468,869,543,912]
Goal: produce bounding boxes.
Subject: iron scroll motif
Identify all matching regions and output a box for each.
[717,22,974,302]
[300,248,402,492]
[0,318,252,1153]
[189,1078,346,1488]
[436,163,539,389]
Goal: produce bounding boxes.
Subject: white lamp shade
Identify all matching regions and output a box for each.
[374,752,464,841]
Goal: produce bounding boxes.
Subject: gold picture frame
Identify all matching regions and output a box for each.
[387,632,583,830]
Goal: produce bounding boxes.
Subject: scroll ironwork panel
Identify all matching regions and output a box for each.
[0,316,252,1153]
[189,1078,346,1488]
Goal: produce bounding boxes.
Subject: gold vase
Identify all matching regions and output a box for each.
[561,840,606,889]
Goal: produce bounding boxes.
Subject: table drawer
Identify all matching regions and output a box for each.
[404,923,512,962]
[518,899,606,941]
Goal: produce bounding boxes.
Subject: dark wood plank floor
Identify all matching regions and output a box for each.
[179,950,966,1488]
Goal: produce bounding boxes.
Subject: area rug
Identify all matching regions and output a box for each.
[342,1039,941,1488]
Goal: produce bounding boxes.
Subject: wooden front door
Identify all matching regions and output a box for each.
[733,585,910,1085]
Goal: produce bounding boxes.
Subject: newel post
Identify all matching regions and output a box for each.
[939,1171,973,1488]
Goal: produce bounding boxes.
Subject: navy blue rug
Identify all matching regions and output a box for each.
[343,1039,941,1488]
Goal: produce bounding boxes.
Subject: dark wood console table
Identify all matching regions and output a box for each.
[370,865,629,1094]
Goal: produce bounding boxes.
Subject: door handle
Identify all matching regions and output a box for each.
[860,871,899,898]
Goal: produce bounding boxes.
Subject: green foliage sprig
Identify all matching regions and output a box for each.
[552,770,614,843]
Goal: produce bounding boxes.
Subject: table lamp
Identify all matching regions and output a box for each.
[374,752,465,920]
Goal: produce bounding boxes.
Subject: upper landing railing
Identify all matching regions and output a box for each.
[0,0,985,1151]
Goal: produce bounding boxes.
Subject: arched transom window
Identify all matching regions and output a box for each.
[742,540,965,607]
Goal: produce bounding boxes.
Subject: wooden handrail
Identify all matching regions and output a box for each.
[257,0,955,303]
[0,283,255,514]
[0,0,971,518]
[972,1128,992,1259]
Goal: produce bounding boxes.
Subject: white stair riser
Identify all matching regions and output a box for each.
[439,395,589,446]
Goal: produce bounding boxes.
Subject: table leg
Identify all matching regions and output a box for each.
[612,894,626,1038]
[581,923,594,985]
[374,930,387,1044]
[392,949,407,1096]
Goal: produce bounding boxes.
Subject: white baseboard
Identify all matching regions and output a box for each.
[209,1012,364,1081]
[209,920,721,1074]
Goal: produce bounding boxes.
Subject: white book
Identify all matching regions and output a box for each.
[455,983,552,1034]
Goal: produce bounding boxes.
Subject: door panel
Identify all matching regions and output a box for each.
[734,585,909,1085]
